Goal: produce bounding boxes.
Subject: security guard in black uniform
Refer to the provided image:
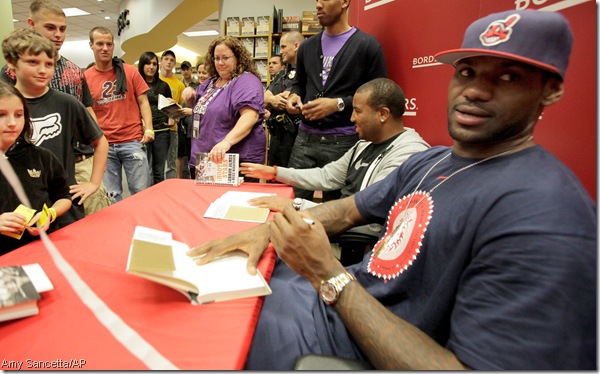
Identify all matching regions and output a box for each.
[265,63,300,167]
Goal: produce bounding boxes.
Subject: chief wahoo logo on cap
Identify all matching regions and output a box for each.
[479,14,520,46]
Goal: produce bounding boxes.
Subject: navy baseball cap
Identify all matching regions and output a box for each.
[435,10,573,79]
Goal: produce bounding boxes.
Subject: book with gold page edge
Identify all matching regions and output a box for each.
[126,226,272,305]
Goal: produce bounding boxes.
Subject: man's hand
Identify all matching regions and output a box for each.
[269,206,343,288]
[301,98,339,122]
[248,196,293,212]
[70,181,100,204]
[187,223,271,275]
[240,162,276,180]
[286,94,303,114]
[141,129,154,144]
[269,92,289,111]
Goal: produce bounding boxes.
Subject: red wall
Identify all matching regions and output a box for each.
[350,0,597,200]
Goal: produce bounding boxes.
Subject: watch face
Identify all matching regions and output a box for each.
[319,282,338,304]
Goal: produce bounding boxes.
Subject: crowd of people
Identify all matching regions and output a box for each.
[0,0,595,370]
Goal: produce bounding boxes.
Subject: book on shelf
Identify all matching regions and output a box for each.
[240,37,255,57]
[158,94,181,119]
[256,16,271,35]
[254,36,269,58]
[272,6,280,34]
[241,16,255,35]
[302,21,322,33]
[282,16,301,32]
[226,16,241,36]
[302,10,318,21]
[126,226,272,305]
[0,264,54,322]
[204,190,274,223]
[195,152,242,186]
[254,59,268,81]
[277,9,283,34]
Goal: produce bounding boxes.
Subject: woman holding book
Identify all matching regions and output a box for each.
[182,36,265,181]
[0,82,71,255]
[138,51,173,185]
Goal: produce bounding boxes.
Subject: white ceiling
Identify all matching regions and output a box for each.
[10,0,220,65]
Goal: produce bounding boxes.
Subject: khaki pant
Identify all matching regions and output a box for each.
[74,155,111,215]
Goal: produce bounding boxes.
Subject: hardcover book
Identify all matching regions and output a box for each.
[240,37,255,57]
[254,59,268,81]
[0,264,53,322]
[195,152,241,186]
[254,37,269,58]
[126,226,272,305]
[158,94,181,119]
[241,17,255,35]
[226,17,241,36]
[256,16,271,35]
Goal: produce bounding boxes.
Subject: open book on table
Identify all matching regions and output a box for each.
[204,190,275,223]
[0,263,54,322]
[158,94,181,118]
[126,226,271,305]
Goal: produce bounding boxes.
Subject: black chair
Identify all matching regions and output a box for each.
[330,224,381,266]
[294,354,374,370]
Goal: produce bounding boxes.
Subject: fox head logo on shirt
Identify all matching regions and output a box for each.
[479,14,521,46]
[31,113,62,146]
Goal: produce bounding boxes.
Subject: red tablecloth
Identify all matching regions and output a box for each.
[0,180,293,370]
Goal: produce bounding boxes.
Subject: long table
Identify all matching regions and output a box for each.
[0,179,293,370]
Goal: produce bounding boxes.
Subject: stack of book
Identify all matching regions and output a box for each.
[302,11,321,33]
[282,16,301,32]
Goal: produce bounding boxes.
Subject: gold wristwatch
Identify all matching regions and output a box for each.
[319,272,356,305]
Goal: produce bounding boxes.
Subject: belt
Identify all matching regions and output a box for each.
[75,154,93,163]
[297,129,357,144]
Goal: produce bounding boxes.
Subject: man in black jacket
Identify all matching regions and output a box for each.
[286,0,387,202]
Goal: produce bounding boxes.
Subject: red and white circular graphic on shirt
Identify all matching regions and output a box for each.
[367,191,433,280]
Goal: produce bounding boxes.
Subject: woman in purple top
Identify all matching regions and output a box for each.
[182,36,265,180]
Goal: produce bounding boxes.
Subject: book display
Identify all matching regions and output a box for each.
[225,11,318,86]
[126,226,272,305]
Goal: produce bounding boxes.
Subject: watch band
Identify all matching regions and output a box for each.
[320,272,356,305]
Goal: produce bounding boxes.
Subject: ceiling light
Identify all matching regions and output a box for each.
[63,8,91,17]
[183,30,219,37]
[105,16,111,20]
[13,19,18,22]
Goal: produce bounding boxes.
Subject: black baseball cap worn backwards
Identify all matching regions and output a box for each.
[435,10,573,80]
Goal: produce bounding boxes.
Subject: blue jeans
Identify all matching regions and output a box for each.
[288,129,358,202]
[145,130,170,185]
[103,141,150,204]
[165,130,178,179]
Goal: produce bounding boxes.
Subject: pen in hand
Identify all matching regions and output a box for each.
[302,217,315,225]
